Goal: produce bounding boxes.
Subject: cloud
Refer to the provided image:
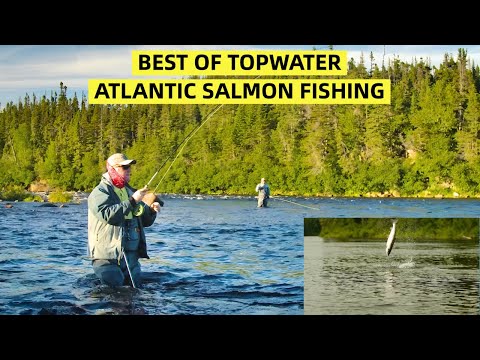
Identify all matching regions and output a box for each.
[1,45,479,108]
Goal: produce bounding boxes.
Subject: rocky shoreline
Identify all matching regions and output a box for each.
[36,191,90,202]
[0,191,89,203]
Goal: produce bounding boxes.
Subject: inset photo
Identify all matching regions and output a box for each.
[304,218,479,315]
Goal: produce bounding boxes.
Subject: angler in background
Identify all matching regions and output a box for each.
[255,177,271,208]
[87,153,161,288]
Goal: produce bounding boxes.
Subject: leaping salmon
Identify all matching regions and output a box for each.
[386,219,398,256]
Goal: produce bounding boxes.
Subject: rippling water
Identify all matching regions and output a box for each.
[305,237,479,315]
[0,195,304,315]
[1,195,479,315]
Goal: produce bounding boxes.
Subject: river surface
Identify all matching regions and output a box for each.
[305,236,479,315]
[0,195,479,315]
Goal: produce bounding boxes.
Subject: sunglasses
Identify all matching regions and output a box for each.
[118,165,131,170]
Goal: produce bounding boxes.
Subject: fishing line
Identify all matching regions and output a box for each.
[147,75,263,193]
[145,108,323,211]
[123,249,137,288]
[143,104,223,190]
[149,110,322,211]
[269,196,321,210]
[151,103,225,193]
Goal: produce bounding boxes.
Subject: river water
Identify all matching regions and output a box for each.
[305,236,479,315]
[0,195,479,315]
[0,195,304,315]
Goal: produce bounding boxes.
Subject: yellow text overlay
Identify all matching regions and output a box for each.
[88,79,391,105]
[131,50,348,76]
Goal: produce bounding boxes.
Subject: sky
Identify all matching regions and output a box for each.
[1,45,479,109]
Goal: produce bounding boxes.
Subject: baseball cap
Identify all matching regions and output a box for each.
[107,153,137,167]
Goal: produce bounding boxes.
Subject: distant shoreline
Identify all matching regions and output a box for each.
[2,191,480,204]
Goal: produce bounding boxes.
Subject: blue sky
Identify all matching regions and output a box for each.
[1,45,479,109]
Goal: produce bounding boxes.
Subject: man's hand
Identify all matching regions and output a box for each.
[151,202,161,213]
[132,186,148,203]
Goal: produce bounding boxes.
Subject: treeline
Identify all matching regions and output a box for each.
[1,48,480,197]
[304,218,479,241]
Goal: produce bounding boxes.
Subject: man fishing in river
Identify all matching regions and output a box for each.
[255,177,271,208]
[87,153,161,288]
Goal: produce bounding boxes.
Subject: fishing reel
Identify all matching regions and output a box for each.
[133,203,145,217]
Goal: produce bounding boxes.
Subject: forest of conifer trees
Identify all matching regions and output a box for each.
[304,218,479,240]
[1,48,479,199]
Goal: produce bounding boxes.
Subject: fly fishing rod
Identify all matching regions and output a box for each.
[145,75,263,195]
[142,103,226,195]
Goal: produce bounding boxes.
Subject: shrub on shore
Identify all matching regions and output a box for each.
[48,191,73,203]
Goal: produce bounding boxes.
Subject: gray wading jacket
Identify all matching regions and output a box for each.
[87,173,157,263]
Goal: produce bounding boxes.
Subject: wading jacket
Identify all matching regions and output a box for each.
[255,183,270,198]
[87,173,156,263]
